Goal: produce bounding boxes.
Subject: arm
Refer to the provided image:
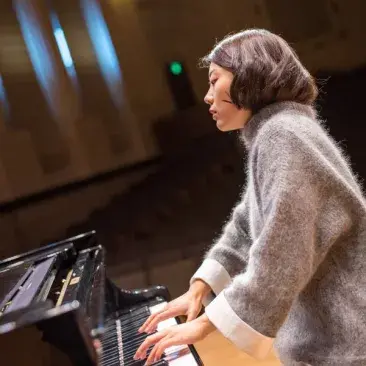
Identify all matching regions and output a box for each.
[204,127,352,359]
[190,192,253,304]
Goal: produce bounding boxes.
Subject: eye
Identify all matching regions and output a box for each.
[209,78,218,86]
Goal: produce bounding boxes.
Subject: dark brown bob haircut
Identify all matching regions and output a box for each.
[201,29,318,113]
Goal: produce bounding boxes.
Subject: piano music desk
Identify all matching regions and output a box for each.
[196,331,281,366]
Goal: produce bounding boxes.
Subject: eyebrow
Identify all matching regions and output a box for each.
[209,69,215,78]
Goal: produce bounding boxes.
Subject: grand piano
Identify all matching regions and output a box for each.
[0,231,203,366]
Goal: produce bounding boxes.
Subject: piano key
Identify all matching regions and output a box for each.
[101,315,160,366]
[100,302,200,366]
[0,231,203,366]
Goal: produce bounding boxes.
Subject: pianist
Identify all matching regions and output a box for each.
[135,29,366,366]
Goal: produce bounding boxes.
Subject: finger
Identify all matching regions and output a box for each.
[186,307,199,322]
[93,339,101,349]
[145,337,175,365]
[138,309,165,333]
[144,308,181,333]
[139,307,167,333]
[151,338,177,364]
[93,339,102,356]
[139,314,156,333]
[134,331,166,360]
[144,339,162,365]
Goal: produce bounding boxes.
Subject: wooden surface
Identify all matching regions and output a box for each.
[195,331,281,366]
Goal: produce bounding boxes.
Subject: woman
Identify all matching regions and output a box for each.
[134,29,366,365]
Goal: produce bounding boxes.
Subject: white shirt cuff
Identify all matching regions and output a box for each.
[205,291,274,360]
[190,259,232,305]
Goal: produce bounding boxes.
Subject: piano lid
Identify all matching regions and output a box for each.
[0,261,33,308]
[0,230,97,270]
[2,257,56,315]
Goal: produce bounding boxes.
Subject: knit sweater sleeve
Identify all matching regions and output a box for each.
[190,193,252,305]
[204,123,352,359]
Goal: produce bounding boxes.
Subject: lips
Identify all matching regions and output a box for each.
[209,109,218,120]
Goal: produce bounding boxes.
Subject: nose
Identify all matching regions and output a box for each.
[204,90,213,105]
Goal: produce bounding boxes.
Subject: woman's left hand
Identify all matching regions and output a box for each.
[134,314,216,365]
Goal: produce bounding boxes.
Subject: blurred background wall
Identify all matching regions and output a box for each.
[0,0,365,296]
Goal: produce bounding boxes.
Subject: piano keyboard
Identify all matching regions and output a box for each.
[0,232,204,366]
[100,302,200,366]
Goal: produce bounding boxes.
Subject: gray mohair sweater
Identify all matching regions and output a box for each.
[191,101,366,365]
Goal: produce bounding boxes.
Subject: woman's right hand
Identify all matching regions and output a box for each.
[138,279,211,334]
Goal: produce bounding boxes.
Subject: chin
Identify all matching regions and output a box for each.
[216,119,227,131]
[216,119,237,132]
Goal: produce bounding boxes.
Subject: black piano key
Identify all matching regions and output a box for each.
[123,335,167,365]
[116,305,150,319]
[121,306,150,321]
[120,309,150,326]
[124,359,168,366]
[153,361,169,366]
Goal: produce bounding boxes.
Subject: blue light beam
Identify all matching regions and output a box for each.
[50,12,78,85]
[54,28,73,68]
[14,0,57,117]
[0,75,10,121]
[81,0,124,109]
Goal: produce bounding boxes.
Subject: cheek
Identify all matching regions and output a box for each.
[214,81,230,100]
[221,104,238,118]
[219,106,247,129]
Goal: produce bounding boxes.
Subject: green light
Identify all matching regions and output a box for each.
[170,61,183,75]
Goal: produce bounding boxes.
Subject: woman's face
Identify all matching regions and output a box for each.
[204,63,252,132]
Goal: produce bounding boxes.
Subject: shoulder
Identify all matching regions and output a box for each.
[255,110,321,149]
[251,111,321,165]
[248,110,336,187]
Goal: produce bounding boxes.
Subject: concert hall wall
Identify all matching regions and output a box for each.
[0,0,365,260]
